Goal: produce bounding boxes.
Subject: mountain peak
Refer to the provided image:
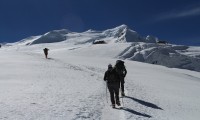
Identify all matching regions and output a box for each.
[16,24,159,45]
[102,24,129,38]
[115,24,128,29]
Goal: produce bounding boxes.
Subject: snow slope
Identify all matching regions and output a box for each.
[0,41,200,120]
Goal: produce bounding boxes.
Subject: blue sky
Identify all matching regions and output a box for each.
[0,0,200,46]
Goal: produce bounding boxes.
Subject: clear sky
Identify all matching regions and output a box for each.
[0,0,200,46]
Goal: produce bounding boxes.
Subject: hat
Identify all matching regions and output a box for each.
[108,64,112,68]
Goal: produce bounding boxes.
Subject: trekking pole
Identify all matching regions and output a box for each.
[120,87,124,107]
[106,82,108,103]
[121,95,124,107]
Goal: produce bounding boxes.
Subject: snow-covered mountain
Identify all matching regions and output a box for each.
[2,24,200,72]
[10,24,155,45]
[0,25,200,119]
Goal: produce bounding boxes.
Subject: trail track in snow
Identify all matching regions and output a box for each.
[23,51,127,120]
[23,51,165,120]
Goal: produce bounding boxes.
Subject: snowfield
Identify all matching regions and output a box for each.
[0,25,200,120]
[0,42,200,120]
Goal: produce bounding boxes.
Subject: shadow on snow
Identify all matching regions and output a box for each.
[124,96,163,110]
[114,107,152,118]
[113,96,164,118]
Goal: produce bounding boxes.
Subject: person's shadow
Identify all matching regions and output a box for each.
[124,96,163,110]
[47,58,54,60]
[114,96,163,118]
[115,107,152,118]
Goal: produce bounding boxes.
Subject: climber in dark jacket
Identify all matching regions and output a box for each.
[104,64,121,108]
[43,48,49,59]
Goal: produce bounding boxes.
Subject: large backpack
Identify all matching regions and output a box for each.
[115,60,126,75]
[107,68,119,83]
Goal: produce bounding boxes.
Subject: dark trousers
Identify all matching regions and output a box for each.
[44,53,48,59]
[107,83,120,104]
[120,76,125,92]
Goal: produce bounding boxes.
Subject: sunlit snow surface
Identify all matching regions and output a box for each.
[1,25,200,119]
[0,41,200,120]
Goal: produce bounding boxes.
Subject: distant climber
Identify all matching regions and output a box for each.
[43,48,49,59]
[115,60,127,96]
[104,64,121,108]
